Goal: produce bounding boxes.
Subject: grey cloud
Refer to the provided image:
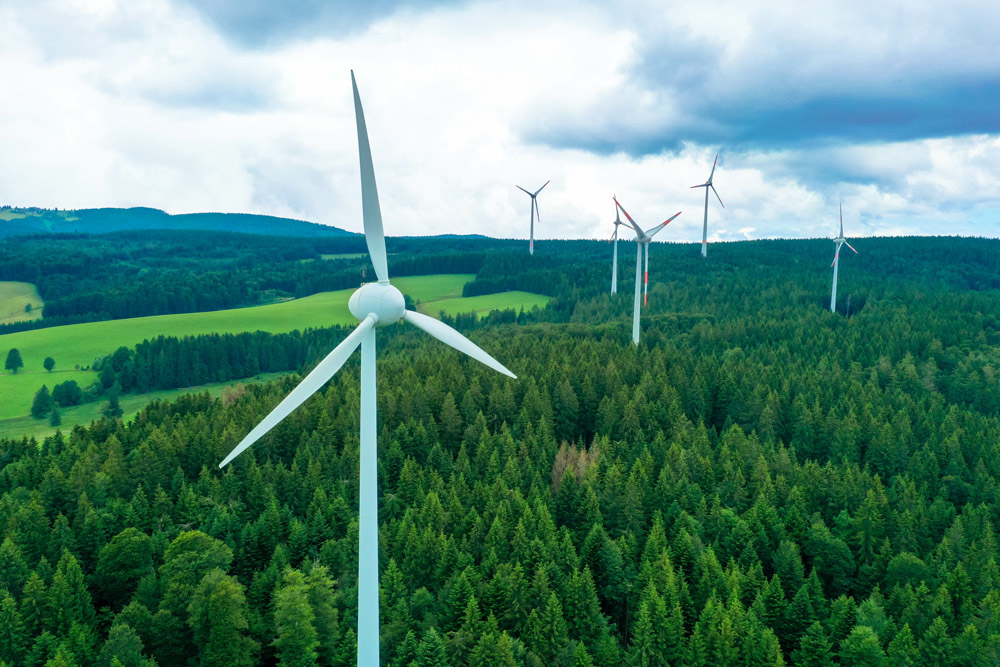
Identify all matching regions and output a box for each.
[182,0,467,47]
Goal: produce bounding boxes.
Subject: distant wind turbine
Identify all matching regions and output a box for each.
[609,199,627,294]
[830,203,858,313]
[219,72,516,667]
[516,180,549,255]
[613,196,681,345]
[690,153,724,258]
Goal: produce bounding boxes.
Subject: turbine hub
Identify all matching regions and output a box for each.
[349,282,405,327]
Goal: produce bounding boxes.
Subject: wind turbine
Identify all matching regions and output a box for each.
[830,202,858,313]
[613,196,681,345]
[516,180,549,255]
[609,199,627,294]
[690,153,724,258]
[218,72,516,667]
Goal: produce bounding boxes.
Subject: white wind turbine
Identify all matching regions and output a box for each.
[516,180,549,255]
[609,199,627,294]
[830,202,858,313]
[613,196,681,345]
[690,153,724,258]
[218,72,516,667]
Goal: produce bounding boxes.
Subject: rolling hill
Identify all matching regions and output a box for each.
[0,206,357,238]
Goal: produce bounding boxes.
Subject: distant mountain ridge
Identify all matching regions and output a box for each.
[0,206,357,238]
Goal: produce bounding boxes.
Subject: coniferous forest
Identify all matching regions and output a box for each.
[1,232,999,666]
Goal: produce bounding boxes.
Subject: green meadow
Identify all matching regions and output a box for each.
[419,291,550,318]
[0,372,287,440]
[0,281,44,325]
[0,273,546,421]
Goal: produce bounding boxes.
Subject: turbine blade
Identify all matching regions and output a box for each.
[845,241,858,254]
[220,315,377,467]
[516,185,532,196]
[352,72,389,282]
[613,196,643,234]
[402,310,516,378]
[690,183,708,189]
[534,180,550,196]
[711,184,725,209]
[709,153,719,181]
[533,197,540,223]
[831,252,839,267]
[647,211,682,237]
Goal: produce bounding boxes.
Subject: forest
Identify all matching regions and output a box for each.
[0,233,998,666]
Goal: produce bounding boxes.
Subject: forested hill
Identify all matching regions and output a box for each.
[0,207,356,238]
[0,233,998,666]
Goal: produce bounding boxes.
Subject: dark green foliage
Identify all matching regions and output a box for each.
[0,234,998,665]
[30,385,53,419]
[51,380,84,407]
[4,348,22,373]
[43,357,54,372]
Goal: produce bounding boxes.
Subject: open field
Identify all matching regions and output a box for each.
[0,372,288,441]
[0,274,547,420]
[419,291,550,318]
[394,274,473,303]
[0,370,97,420]
[0,281,44,324]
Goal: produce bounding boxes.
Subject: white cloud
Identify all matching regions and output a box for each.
[0,0,997,241]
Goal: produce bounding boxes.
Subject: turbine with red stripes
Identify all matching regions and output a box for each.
[690,152,724,258]
[830,202,858,313]
[218,72,516,667]
[613,195,681,345]
[516,180,549,255]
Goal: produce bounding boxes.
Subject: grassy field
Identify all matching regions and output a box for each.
[0,275,476,420]
[0,274,548,422]
[0,281,44,325]
[394,274,473,303]
[419,291,550,318]
[0,372,288,441]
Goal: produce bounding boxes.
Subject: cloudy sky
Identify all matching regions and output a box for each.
[1,0,997,241]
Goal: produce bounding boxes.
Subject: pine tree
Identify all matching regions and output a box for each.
[97,624,145,667]
[187,569,258,667]
[31,385,53,419]
[272,569,318,667]
[792,622,833,667]
[0,591,25,666]
[839,626,887,666]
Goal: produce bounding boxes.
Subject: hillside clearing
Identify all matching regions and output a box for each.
[0,281,44,324]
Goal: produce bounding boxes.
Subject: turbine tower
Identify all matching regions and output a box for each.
[516,180,549,255]
[690,153,724,258]
[613,196,681,345]
[830,202,858,313]
[218,72,516,667]
[609,199,627,294]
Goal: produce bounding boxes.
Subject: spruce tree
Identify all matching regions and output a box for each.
[272,569,318,667]
[31,385,53,419]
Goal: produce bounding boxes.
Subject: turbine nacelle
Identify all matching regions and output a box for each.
[349,282,405,326]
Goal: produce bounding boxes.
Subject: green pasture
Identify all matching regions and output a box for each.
[0,370,97,420]
[0,274,548,422]
[0,275,473,420]
[0,372,288,441]
[394,274,473,303]
[420,291,550,318]
[0,281,44,325]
